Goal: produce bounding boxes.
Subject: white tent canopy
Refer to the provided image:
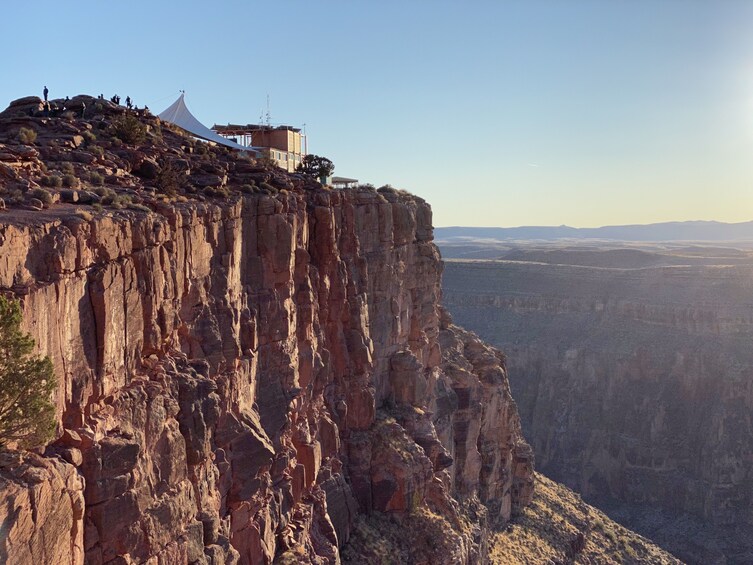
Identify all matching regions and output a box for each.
[158,93,260,154]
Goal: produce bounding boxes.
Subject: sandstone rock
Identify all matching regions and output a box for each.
[0,96,44,118]
[133,156,159,179]
[0,451,85,564]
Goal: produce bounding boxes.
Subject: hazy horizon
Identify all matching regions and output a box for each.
[437,218,753,229]
[2,0,751,228]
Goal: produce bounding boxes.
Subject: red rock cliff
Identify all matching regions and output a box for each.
[0,189,532,563]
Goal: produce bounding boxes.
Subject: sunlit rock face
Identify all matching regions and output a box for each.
[0,184,533,563]
[443,259,753,564]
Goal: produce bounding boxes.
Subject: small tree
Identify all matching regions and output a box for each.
[110,114,146,145]
[0,296,56,449]
[296,154,335,181]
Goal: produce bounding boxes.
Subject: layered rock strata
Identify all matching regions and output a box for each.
[0,97,534,564]
[443,258,753,564]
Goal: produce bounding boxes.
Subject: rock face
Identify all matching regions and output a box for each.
[442,258,753,564]
[0,169,533,562]
[0,451,85,564]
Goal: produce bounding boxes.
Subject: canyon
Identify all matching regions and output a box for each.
[442,245,753,565]
[0,95,680,564]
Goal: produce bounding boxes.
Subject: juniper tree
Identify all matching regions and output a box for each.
[0,296,56,449]
[296,154,335,180]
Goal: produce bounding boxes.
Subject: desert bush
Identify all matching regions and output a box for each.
[60,162,75,175]
[62,174,79,188]
[89,172,104,186]
[110,114,146,145]
[6,190,24,205]
[89,145,105,158]
[0,296,56,449]
[202,186,229,198]
[29,188,53,205]
[98,189,117,205]
[128,203,151,213]
[82,130,96,144]
[240,183,258,194]
[41,175,63,188]
[17,127,37,145]
[75,209,93,221]
[260,182,278,194]
[155,160,181,196]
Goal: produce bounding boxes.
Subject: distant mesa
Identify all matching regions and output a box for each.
[436,220,753,243]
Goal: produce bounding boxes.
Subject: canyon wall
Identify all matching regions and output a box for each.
[443,259,753,564]
[0,187,532,564]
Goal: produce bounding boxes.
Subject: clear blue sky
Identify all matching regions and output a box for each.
[2,1,752,227]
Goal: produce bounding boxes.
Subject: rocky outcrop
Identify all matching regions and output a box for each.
[0,451,85,564]
[0,97,535,564]
[442,258,753,564]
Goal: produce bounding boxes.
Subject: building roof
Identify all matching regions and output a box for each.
[213,124,302,135]
[331,176,359,184]
[158,94,260,154]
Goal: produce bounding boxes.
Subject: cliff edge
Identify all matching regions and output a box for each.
[0,96,533,564]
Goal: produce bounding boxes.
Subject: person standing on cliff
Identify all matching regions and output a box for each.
[43,86,48,102]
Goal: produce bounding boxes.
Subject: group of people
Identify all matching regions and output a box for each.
[39,87,84,118]
[39,87,149,118]
[108,94,142,111]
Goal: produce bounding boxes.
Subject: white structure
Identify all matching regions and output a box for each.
[158,94,260,155]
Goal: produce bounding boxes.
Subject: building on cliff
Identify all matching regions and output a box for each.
[213,123,307,172]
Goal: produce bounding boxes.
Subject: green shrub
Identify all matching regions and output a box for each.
[240,183,257,194]
[29,188,53,205]
[128,203,151,213]
[0,296,56,449]
[6,190,24,205]
[155,160,181,196]
[110,114,146,145]
[202,186,229,198]
[41,175,63,188]
[82,131,96,144]
[260,182,278,194]
[89,172,104,186]
[62,174,79,188]
[60,162,75,175]
[89,145,105,158]
[17,127,37,145]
